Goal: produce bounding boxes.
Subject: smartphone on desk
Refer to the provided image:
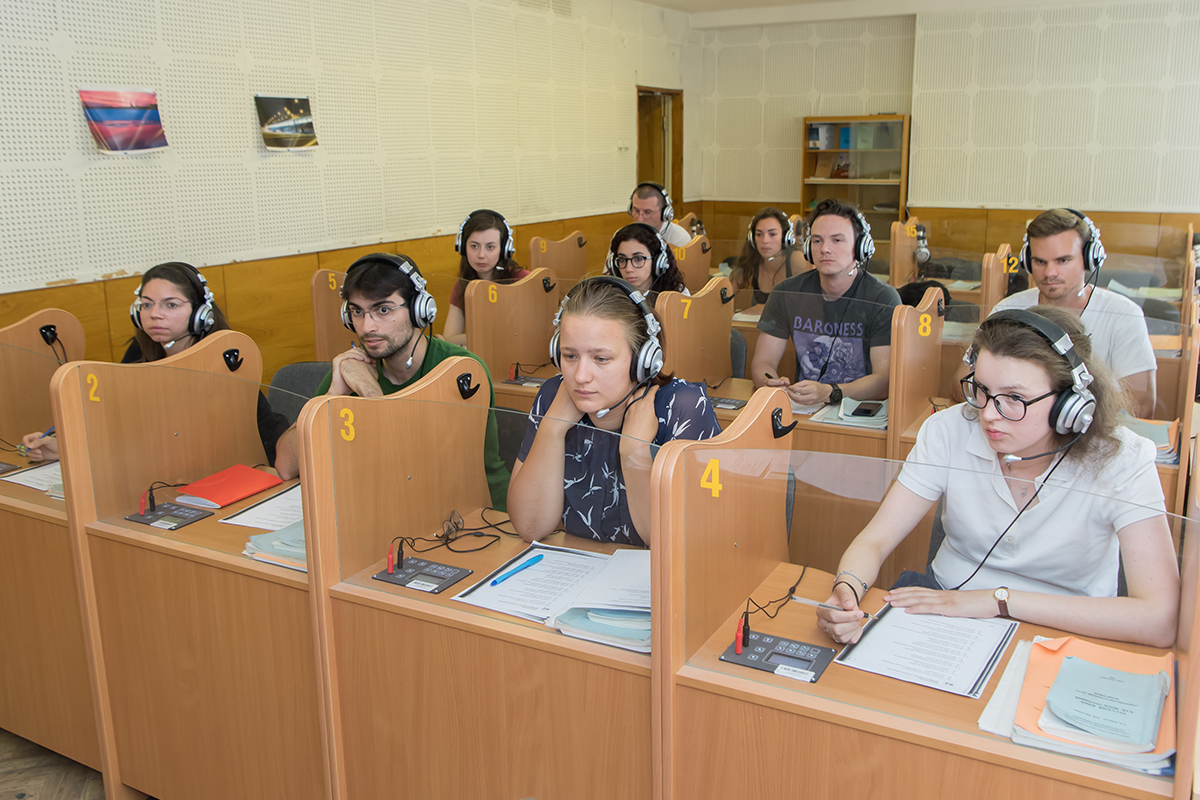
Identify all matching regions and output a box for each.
[851,402,883,417]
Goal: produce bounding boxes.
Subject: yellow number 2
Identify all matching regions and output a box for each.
[701,458,722,498]
[328,273,337,290]
[1005,255,1019,274]
[681,298,692,319]
[86,373,100,402]
[488,284,498,303]
[918,313,931,337]
[340,408,355,441]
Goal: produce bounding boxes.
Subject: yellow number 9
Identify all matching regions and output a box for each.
[539,240,547,253]
[488,284,498,303]
[918,313,931,337]
[340,408,355,441]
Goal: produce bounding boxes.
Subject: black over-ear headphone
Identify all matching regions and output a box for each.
[340,253,437,331]
[965,309,1096,435]
[747,210,796,249]
[802,204,875,266]
[629,181,674,224]
[455,209,516,260]
[130,262,216,336]
[549,276,664,384]
[1018,209,1106,274]
[606,223,671,280]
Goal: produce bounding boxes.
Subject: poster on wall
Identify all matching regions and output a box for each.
[78,87,169,153]
[254,95,318,150]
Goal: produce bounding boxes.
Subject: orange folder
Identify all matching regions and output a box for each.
[1015,636,1175,758]
[175,464,283,509]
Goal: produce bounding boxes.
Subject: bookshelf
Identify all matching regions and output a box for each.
[802,114,911,265]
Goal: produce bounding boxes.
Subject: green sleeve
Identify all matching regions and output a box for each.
[465,352,511,512]
[314,369,333,396]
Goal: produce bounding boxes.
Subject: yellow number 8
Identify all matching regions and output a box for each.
[918,313,931,337]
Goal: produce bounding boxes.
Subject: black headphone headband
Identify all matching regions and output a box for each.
[550,275,664,383]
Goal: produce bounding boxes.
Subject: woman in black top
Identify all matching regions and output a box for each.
[729,207,806,307]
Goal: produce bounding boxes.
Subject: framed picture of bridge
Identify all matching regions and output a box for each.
[253,95,318,150]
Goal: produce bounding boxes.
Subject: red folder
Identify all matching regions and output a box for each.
[175,464,283,509]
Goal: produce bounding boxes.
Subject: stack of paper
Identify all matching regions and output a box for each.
[1108,279,1183,301]
[243,519,307,572]
[732,311,761,323]
[1121,415,1179,465]
[810,398,888,429]
[2,462,64,493]
[979,637,1176,774]
[1149,334,1182,358]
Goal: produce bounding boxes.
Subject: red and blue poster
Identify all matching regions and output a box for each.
[79,87,169,153]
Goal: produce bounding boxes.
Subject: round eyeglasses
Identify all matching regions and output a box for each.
[960,372,1057,422]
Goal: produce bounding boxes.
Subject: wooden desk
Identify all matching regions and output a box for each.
[53,332,325,800]
[0,311,97,769]
[299,357,669,799]
[654,432,1200,800]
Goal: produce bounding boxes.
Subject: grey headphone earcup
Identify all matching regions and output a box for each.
[802,234,813,264]
[635,338,664,383]
[549,329,560,369]
[1051,391,1095,435]
[340,300,355,331]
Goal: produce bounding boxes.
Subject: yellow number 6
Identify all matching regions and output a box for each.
[488,284,498,303]
[340,408,355,441]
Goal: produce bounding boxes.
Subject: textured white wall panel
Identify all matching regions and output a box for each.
[910,2,1199,211]
[1,46,71,163]
[715,98,762,150]
[173,163,258,262]
[764,42,815,96]
[2,0,57,42]
[0,169,86,282]
[80,160,177,272]
[253,157,325,251]
[716,45,763,97]
[322,158,386,243]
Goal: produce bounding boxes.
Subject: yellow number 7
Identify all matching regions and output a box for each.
[681,298,692,319]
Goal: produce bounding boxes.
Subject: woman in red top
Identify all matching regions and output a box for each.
[442,209,530,345]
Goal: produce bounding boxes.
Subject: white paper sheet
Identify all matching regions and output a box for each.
[453,542,610,623]
[565,549,650,610]
[2,461,63,491]
[835,605,1018,698]
[219,483,303,531]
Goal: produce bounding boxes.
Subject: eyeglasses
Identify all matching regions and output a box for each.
[347,303,407,322]
[629,207,659,221]
[960,372,1057,422]
[134,299,187,313]
[441,509,464,539]
[613,254,651,270]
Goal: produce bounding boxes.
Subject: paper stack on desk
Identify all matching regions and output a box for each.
[1120,415,1179,465]
[979,636,1176,774]
[809,398,888,429]
[243,519,307,572]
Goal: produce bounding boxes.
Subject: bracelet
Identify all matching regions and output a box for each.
[832,579,861,606]
[836,570,869,595]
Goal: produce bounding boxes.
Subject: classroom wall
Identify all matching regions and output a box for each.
[690,16,915,202]
[908,2,1200,211]
[0,0,692,295]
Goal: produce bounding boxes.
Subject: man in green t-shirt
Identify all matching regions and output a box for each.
[275,254,510,510]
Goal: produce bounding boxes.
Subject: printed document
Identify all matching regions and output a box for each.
[220,483,303,531]
[2,461,63,492]
[453,542,610,623]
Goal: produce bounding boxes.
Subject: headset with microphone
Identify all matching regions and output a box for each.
[341,253,437,368]
[605,223,672,280]
[130,262,217,343]
[747,209,796,250]
[549,276,664,419]
[629,181,674,225]
[802,202,875,270]
[455,209,516,261]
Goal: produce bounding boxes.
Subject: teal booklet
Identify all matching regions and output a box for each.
[1041,656,1170,753]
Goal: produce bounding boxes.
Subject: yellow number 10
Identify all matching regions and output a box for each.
[701,458,722,498]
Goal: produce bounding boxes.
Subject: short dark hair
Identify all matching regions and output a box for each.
[609,223,686,294]
[632,183,666,211]
[343,254,421,307]
[806,198,864,239]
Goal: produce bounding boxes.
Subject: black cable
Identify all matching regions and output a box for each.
[513,359,553,377]
[705,374,734,391]
[744,564,808,621]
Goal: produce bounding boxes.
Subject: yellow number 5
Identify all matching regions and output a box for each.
[328,273,338,290]
[340,408,355,441]
[701,458,722,498]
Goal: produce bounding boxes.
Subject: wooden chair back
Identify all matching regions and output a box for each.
[656,277,735,386]
[465,268,560,380]
[978,242,1013,318]
[889,215,920,287]
[670,235,713,294]
[529,231,588,281]
[313,269,353,361]
[0,308,85,445]
[887,286,944,462]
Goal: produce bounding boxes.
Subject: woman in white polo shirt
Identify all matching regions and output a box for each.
[817,306,1179,647]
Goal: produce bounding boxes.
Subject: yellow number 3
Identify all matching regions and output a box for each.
[918,313,931,337]
[340,408,355,441]
[701,458,722,498]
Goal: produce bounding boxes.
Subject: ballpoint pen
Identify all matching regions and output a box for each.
[17,425,54,455]
[490,553,544,586]
[791,595,877,621]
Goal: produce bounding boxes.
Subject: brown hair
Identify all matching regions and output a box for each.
[965,305,1125,462]
[731,207,791,293]
[129,263,230,362]
[559,277,670,386]
[1026,209,1091,244]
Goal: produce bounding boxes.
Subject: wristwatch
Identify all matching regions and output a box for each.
[994,587,1010,618]
[827,383,843,405]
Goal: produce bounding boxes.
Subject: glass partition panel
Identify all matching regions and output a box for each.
[675,442,1196,791]
[0,340,72,492]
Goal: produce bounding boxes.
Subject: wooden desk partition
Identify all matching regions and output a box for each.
[889,215,919,287]
[979,243,1012,318]
[313,268,353,362]
[654,420,1200,800]
[299,357,653,800]
[886,286,944,462]
[0,308,99,772]
[671,235,713,294]
[0,308,85,444]
[656,276,734,387]
[464,267,559,381]
[530,230,588,281]
[52,331,324,800]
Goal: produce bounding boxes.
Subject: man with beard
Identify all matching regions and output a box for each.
[274,253,509,508]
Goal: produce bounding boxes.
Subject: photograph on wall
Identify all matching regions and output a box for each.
[78,87,169,153]
[254,95,318,150]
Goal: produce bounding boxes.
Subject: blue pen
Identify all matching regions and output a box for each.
[490,553,545,586]
[17,425,54,455]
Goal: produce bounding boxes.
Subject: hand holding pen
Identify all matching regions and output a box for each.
[815,579,874,646]
[18,426,58,462]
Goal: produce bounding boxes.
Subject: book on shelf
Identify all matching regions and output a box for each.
[839,126,852,149]
[814,152,836,178]
[831,154,851,179]
[856,124,874,149]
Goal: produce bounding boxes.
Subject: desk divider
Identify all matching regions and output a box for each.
[529,229,588,281]
[656,276,734,387]
[0,308,84,445]
[889,215,919,287]
[312,268,353,362]
[465,267,560,383]
[299,356,491,800]
[672,234,713,294]
[979,243,1012,318]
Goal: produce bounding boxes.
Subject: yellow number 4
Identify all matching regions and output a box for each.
[701,458,722,498]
